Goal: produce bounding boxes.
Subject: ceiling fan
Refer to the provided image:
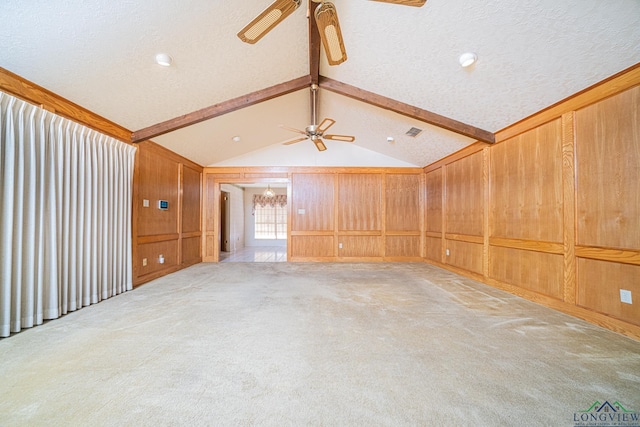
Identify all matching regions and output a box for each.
[280,84,355,151]
[238,0,427,66]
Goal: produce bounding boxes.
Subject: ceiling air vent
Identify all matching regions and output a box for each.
[405,127,423,137]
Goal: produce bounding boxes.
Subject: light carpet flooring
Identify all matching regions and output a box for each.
[1,262,639,426]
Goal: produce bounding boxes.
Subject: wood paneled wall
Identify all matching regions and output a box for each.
[573,84,640,328]
[202,167,424,262]
[6,59,637,338]
[423,63,640,339]
[291,173,335,232]
[133,141,202,285]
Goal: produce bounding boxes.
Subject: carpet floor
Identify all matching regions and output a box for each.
[1,262,639,426]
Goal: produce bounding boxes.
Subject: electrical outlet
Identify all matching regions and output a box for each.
[446,249,450,256]
[339,243,343,249]
[142,258,147,267]
[298,209,305,214]
[620,289,632,304]
[158,254,165,264]
[142,199,149,207]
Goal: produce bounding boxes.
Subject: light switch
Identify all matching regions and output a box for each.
[298,209,305,215]
[446,249,450,256]
[339,243,343,249]
[142,258,147,266]
[620,289,632,304]
[143,199,149,207]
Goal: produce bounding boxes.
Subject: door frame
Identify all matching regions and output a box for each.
[208,178,290,262]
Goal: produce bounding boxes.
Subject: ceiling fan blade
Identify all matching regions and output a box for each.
[314,2,347,66]
[279,124,307,135]
[316,117,336,134]
[282,136,309,145]
[312,137,327,152]
[368,0,426,7]
[324,134,355,142]
[238,0,301,44]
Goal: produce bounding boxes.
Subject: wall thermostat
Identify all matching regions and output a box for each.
[158,200,169,210]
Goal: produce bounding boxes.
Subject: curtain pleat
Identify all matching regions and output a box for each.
[0,91,136,338]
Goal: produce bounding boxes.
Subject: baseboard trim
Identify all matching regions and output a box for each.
[423,259,640,341]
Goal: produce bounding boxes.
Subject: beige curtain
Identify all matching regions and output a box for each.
[0,91,136,337]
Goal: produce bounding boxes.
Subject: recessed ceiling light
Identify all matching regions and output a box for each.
[155,53,173,67]
[232,136,241,142]
[387,136,395,144]
[459,52,477,68]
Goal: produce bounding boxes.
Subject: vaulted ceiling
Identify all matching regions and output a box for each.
[2,0,639,167]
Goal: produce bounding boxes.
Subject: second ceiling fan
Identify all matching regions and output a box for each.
[279,83,355,152]
[238,0,427,66]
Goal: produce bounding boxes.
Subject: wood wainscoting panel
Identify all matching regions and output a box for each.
[576,85,640,250]
[338,173,382,231]
[445,239,483,275]
[182,165,202,233]
[291,173,335,231]
[134,142,203,284]
[385,235,421,258]
[575,246,640,266]
[205,235,216,259]
[181,236,201,266]
[385,174,421,232]
[445,152,483,237]
[425,168,443,233]
[425,236,442,262]
[489,246,563,299]
[577,258,640,326]
[137,148,180,236]
[339,235,383,257]
[291,235,334,258]
[490,119,563,242]
[137,239,179,278]
[562,111,577,304]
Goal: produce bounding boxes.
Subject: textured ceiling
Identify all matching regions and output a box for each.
[2,0,639,167]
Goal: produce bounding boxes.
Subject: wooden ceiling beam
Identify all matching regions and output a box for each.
[0,67,132,142]
[131,75,312,143]
[308,0,321,85]
[318,76,495,144]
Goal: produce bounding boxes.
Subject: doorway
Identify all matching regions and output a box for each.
[217,182,288,263]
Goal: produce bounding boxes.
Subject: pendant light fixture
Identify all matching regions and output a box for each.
[263,185,275,197]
